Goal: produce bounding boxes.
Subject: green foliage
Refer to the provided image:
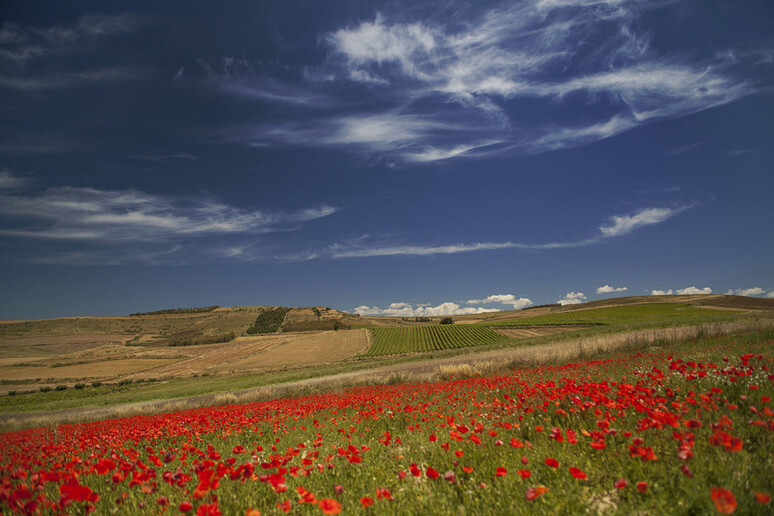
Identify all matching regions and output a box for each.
[439,317,454,325]
[522,303,561,310]
[283,320,349,332]
[74,383,86,390]
[118,379,133,386]
[487,303,734,328]
[365,324,509,356]
[168,331,236,346]
[39,386,51,393]
[245,307,291,334]
[130,305,220,316]
[91,381,103,388]
[7,391,15,396]
[54,385,67,391]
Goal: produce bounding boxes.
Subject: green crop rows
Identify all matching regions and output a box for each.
[365,324,509,356]
[485,303,735,328]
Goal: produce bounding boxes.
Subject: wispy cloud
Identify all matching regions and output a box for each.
[228,0,760,162]
[297,205,689,259]
[0,186,338,242]
[0,169,28,189]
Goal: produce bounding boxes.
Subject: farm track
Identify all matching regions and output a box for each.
[2,319,769,431]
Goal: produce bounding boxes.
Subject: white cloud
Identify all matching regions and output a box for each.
[676,286,712,295]
[230,0,756,162]
[0,169,27,189]
[353,301,499,317]
[0,186,338,242]
[767,291,774,299]
[725,287,766,297]
[557,292,587,305]
[651,286,712,296]
[599,207,683,237]
[466,294,533,310]
[311,205,688,259]
[597,285,628,294]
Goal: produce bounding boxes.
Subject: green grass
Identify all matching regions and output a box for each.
[365,324,509,356]
[486,303,735,327]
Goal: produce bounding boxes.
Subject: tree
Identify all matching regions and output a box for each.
[439,317,454,325]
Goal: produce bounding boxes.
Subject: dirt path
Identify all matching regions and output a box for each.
[2,320,769,431]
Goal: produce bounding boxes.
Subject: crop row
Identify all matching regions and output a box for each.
[365,324,508,356]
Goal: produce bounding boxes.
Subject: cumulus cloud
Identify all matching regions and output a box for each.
[353,301,499,317]
[557,292,587,305]
[596,285,628,294]
[767,292,774,299]
[725,287,766,297]
[651,286,712,296]
[466,294,533,310]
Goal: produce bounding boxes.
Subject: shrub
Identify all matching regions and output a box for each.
[8,390,16,396]
[39,386,51,392]
[169,331,236,346]
[440,317,454,325]
[118,379,133,386]
[245,307,291,334]
[91,381,103,388]
[74,383,86,389]
[55,385,67,391]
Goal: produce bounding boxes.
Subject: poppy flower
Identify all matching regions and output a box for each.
[518,470,531,479]
[614,478,628,489]
[462,466,474,474]
[525,486,549,500]
[245,509,261,516]
[276,500,292,513]
[318,498,342,515]
[710,487,737,514]
[361,497,374,508]
[569,467,587,480]
[755,492,770,504]
[636,481,648,493]
[376,488,392,500]
[510,438,524,448]
[180,501,194,512]
[427,467,439,479]
[545,458,558,468]
[496,467,507,477]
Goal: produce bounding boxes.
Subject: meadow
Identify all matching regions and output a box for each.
[1,327,772,514]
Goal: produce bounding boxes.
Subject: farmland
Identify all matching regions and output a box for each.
[365,325,509,356]
[1,328,772,514]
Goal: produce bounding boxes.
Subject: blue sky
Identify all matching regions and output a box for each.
[1,0,772,319]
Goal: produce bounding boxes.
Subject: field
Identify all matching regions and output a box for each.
[1,328,772,514]
[365,325,509,356]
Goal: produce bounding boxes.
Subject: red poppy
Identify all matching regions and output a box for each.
[710,487,737,514]
[518,470,531,479]
[495,467,507,477]
[614,478,628,489]
[636,481,648,493]
[462,466,474,474]
[569,467,587,480]
[361,497,374,508]
[510,438,524,448]
[755,492,771,504]
[180,501,194,512]
[427,467,439,479]
[545,458,558,468]
[318,498,342,515]
[525,486,549,500]
[245,509,261,516]
[276,500,292,513]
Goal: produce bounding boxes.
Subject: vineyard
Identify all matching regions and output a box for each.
[364,324,509,356]
[485,303,734,328]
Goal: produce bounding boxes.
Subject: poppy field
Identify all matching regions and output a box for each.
[2,328,773,515]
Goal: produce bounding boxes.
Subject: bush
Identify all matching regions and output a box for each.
[91,381,103,388]
[440,317,454,325]
[118,379,133,386]
[169,331,236,346]
[74,383,86,389]
[55,385,67,391]
[8,390,16,396]
[39,386,51,393]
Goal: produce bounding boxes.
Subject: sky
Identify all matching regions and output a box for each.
[0,0,773,320]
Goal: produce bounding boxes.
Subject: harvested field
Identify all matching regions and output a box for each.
[0,359,176,381]
[223,329,369,371]
[0,334,134,357]
[494,326,581,338]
